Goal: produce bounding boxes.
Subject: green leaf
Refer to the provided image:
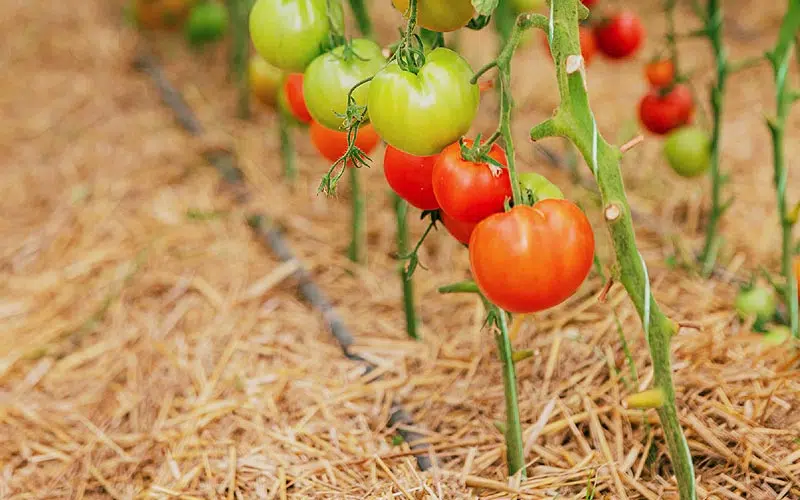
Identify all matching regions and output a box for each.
[472,0,499,17]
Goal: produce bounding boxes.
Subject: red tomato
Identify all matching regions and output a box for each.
[645,59,675,87]
[309,121,380,162]
[441,210,477,245]
[542,26,597,66]
[431,140,511,223]
[638,84,694,135]
[283,73,312,123]
[383,146,439,211]
[594,11,644,59]
[582,0,598,7]
[469,200,595,313]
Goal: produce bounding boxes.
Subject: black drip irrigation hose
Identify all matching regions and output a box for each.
[133,52,433,471]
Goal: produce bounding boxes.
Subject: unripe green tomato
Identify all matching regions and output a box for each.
[510,0,545,13]
[303,39,386,131]
[763,326,790,346]
[391,0,474,32]
[735,286,776,324]
[663,126,711,178]
[185,1,228,47]
[518,172,564,202]
[249,0,343,72]
[367,48,479,156]
[249,54,284,107]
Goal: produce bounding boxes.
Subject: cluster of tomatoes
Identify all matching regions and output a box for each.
[248,0,597,315]
[638,59,711,178]
[129,0,228,47]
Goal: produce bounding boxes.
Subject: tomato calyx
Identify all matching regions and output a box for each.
[458,135,506,177]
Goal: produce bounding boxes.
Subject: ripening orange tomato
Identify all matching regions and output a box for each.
[309,121,380,163]
[645,59,675,88]
[134,0,195,30]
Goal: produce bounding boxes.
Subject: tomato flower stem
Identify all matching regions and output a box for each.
[393,193,420,340]
[767,2,800,338]
[531,1,695,497]
[278,112,296,182]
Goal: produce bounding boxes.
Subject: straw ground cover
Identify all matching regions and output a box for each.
[2,0,800,497]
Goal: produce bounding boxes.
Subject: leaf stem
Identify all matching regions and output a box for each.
[532,1,695,497]
[393,193,419,340]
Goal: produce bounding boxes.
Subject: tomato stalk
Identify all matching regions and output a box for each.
[393,193,420,340]
[347,166,366,263]
[278,111,296,182]
[347,0,372,37]
[494,307,525,477]
[663,0,680,78]
[227,0,251,119]
[530,1,696,497]
[767,2,800,338]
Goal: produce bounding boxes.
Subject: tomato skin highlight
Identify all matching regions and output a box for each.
[303,39,386,131]
[469,201,595,314]
[283,73,313,124]
[391,0,474,32]
[309,121,380,163]
[249,0,343,72]
[639,84,694,135]
[383,146,440,211]
[441,211,477,245]
[432,140,511,224]
[594,11,644,60]
[645,59,675,88]
[368,48,479,157]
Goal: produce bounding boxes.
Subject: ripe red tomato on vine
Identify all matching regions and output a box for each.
[441,211,477,245]
[383,146,440,211]
[581,0,598,7]
[594,11,644,60]
[283,73,312,123]
[469,200,595,314]
[309,121,380,163]
[431,140,511,224]
[639,83,694,135]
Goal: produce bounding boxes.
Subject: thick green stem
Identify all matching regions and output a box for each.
[393,193,419,340]
[769,1,800,337]
[493,0,515,47]
[347,0,372,36]
[227,0,251,119]
[700,0,728,276]
[495,308,525,478]
[278,112,296,181]
[532,1,695,497]
[347,167,366,263]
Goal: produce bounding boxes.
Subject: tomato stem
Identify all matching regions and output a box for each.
[227,0,250,119]
[393,193,420,340]
[438,280,480,295]
[767,2,800,338]
[347,166,366,264]
[494,307,525,478]
[325,0,347,47]
[663,0,681,80]
[531,1,696,497]
[346,0,372,37]
[278,111,296,182]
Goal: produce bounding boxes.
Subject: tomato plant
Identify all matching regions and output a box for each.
[134,0,194,29]
[283,73,312,124]
[510,0,544,13]
[441,211,477,245]
[663,126,711,178]
[645,59,675,88]
[310,121,380,163]
[638,83,694,135]
[249,54,283,107]
[249,0,343,72]
[383,146,439,211]
[469,200,595,313]
[432,140,511,223]
[368,48,479,156]
[594,11,644,59]
[303,39,386,131]
[735,286,776,324]
[542,26,597,66]
[184,1,228,47]
[391,0,473,32]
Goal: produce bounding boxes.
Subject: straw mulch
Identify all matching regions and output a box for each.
[2,0,800,498]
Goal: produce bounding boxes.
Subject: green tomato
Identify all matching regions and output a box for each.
[367,48,479,156]
[391,0,474,32]
[519,172,565,203]
[510,0,546,13]
[735,286,776,324]
[663,126,711,178]
[303,39,386,131]
[763,326,790,346]
[185,1,228,47]
[249,0,343,72]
